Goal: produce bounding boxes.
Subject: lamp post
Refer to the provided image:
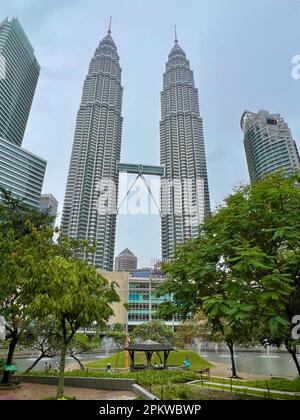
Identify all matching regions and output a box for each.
[124,321,129,369]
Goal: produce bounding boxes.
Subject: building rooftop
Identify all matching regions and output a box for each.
[118,248,136,257]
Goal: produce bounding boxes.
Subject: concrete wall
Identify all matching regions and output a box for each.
[18,375,135,391]
[132,384,159,400]
[99,270,129,325]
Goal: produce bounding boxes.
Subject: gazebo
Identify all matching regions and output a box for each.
[126,339,175,370]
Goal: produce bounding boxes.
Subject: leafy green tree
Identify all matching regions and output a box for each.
[0,188,54,237]
[68,333,100,370]
[0,189,56,383]
[0,226,55,384]
[20,318,61,373]
[202,296,258,377]
[131,320,177,365]
[157,173,300,376]
[131,320,177,345]
[176,323,202,348]
[28,256,119,398]
[0,190,99,385]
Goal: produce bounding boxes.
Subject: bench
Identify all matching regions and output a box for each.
[130,364,147,371]
[195,368,210,375]
[3,364,17,383]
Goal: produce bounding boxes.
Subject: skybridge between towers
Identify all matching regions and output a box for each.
[117,162,164,177]
[116,162,165,216]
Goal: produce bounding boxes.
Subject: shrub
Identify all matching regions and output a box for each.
[24,368,198,385]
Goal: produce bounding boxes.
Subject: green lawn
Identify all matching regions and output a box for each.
[86,349,213,370]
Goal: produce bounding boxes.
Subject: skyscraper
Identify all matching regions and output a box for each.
[160,31,210,261]
[0,17,40,146]
[61,22,123,270]
[0,17,46,207]
[0,136,46,207]
[241,110,300,183]
[39,194,58,226]
[115,248,138,272]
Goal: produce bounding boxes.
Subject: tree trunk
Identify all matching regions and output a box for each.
[115,350,121,369]
[227,341,238,378]
[285,341,300,376]
[2,333,18,384]
[70,353,85,370]
[25,354,45,374]
[56,344,67,398]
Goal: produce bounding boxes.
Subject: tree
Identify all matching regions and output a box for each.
[131,320,177,345]
[0,189,55,384]
[68,333,100,371]
[0,226,55,384]
[0,190,105,386]
[131,320,177,365]
[28,256,119,398]
[0,188,54,237]
[20,318,61,373]
[157,172,300,376]
[176,323,202,348]
[202,295,258,378]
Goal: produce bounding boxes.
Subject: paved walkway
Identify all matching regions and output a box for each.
[0,383,135,400]
[207,360,270,380]
[190,380,300,397]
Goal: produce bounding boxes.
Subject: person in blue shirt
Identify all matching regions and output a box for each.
[183,357,190,369]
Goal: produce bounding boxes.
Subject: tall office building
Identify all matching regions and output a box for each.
[0,137,46,207]
[241,110,300,183]
[61,23,123,270]
[39,194,58,225]
[0,17,40,146]
[0,17,46,207]
[160,32,210,261]
[115,248,138,272]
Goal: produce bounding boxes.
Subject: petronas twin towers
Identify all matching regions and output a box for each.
[61,25,122,269]
[61,24,210,270]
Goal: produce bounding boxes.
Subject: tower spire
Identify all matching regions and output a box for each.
[108,16,112,34]
[174,25,178,43]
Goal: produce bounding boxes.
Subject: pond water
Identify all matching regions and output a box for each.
[12,352,107,373]
[8,348,300,379]
[199,350,300,379]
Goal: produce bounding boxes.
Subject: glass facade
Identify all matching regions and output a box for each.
[0,17,40,146]
[241,110,300,183]
[61,27,123,271]
[127,269,186,330]
[160,37,210,261]
[39,194,58,225]
[0,137,46,207]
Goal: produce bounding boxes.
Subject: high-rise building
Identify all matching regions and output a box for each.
[160,32,210,261]
[0,17,46,207]
[39,194,58,225]
[115,248,138,272]
[0,17,40,146]
[61,23,123,270]
[241,110,300,183]
[0,136,46,207]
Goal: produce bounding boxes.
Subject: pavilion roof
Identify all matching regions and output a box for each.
[127,339,174,351]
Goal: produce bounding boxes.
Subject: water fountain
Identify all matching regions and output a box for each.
[194,337,202,354]
[102,336,114,356]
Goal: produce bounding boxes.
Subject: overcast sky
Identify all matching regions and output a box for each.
[1,0,299,267]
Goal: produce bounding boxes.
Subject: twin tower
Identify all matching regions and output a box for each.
[61,25,210,270]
